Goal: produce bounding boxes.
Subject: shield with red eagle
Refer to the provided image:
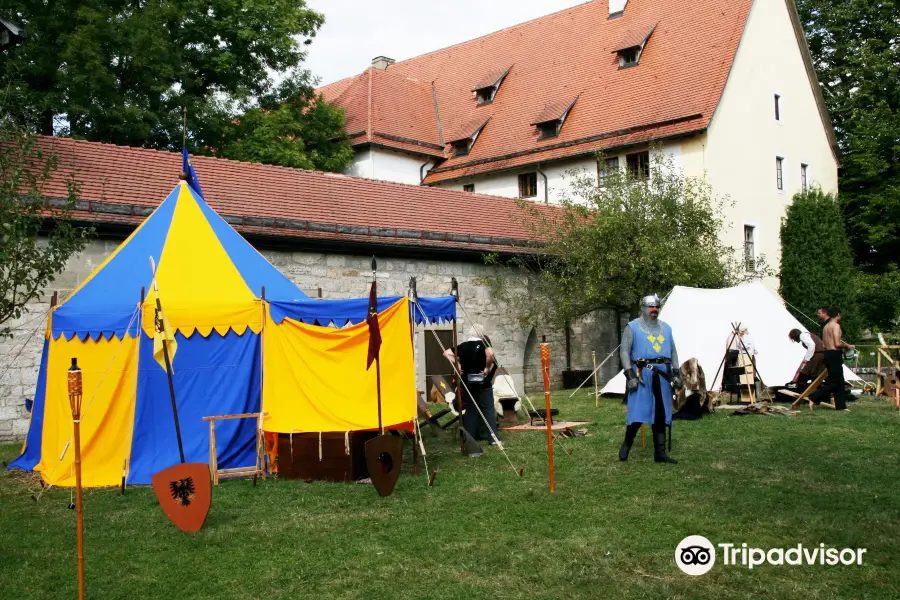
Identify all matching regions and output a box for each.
[151,462,212,533]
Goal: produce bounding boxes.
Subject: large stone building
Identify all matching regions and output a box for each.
[319,0,839,286]
[0,138,619,442]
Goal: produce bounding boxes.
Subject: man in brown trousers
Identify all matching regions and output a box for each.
[789,328,825,387]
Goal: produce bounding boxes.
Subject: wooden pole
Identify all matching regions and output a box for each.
[592,350,599,407]
[150,258,184,464]
[877,349,883,396]
[539,343,554,493]
[371,260,384,436]
[451,278,464,455]
[67,358,85,600]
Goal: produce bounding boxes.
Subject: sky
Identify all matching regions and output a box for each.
[303,0,587,86]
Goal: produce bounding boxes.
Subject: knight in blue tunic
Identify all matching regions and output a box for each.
[618,293,682,464]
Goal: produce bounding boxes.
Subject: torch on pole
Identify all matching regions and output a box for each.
[68,357,85,600]
[539,343,555,493]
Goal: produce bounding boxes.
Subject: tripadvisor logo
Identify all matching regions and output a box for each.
[675,536,867,575]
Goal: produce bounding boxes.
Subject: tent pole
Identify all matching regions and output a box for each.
[451,278,464,455]
[149,259,185,464]
[259,286,266,480]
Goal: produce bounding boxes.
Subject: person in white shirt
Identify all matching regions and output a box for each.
[789,328,825,386]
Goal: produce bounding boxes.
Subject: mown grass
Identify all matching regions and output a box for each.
[2,392,899,600]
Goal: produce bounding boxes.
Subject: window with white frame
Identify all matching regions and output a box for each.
[776,156,784,191]
[744,225,756,272]
[801,164,808,192]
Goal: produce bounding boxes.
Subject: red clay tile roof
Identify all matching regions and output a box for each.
[327,68,445,158]
[447,117,490,144]
[318,0,755,183]
[471,67,511,92]
[612,22,657,52]
[530,97,579,126]
[34,137,547,253]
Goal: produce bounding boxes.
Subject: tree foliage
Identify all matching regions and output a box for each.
[854,268,900,333]
[215,74,354,171]
[779,188,859,338]
[486,153,769,329]
[796,0,900,272]
[0,0,353,171]
[0,115,92,338]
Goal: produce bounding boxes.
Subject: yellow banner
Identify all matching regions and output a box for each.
[152,304,178,372]
[263,298,415,433]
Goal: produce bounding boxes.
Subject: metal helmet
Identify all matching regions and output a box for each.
[640,293,661,320]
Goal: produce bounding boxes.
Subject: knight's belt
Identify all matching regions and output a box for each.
[633,358,671,365]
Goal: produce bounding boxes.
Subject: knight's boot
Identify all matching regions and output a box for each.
[653,430,678,464]
[619,423,640,461]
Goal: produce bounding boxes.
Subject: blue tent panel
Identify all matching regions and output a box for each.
[127,330,261,484]
[8,338,50,472]
[268,295,456,326]
[51,190,179,339]
[192,188,308,302]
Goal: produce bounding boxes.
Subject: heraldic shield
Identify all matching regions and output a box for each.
[151,462,212,533]
[364,435,404,497]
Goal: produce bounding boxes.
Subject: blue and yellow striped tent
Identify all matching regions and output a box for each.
[11,181,308,487]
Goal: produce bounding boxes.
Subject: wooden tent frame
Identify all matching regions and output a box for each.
[875,340,900,397]
[710,322,765,404]
[203,412,267,486]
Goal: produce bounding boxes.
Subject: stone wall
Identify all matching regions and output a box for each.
[0,238,621,442]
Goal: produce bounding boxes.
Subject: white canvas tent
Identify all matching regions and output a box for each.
[600,282,862,395]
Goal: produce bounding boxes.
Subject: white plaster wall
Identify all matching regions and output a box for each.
[698,0,839,289]
[438,171,521,200]
[434,144,689,205]
[433,157,597,204]
[347,149,374,179]
[345,147,435,185]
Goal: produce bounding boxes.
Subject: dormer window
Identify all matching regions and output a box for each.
[531,96,579,141]
[619,47,639,68]
[537,122,560,140]
[471,67,511,106]
[447,117,489,158]
[612,23,656,69]
[475,87,496,105]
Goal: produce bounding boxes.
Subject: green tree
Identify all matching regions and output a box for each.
[0,113,92,338]
[0,0,353,171]
[795,0,900,272]
[486,153,768,329]
[854,269,900,333]
[214,74,354,171]
[779,188,858,338]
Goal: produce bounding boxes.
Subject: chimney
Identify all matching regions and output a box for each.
[608,0,627,17]
[371,56,395,70]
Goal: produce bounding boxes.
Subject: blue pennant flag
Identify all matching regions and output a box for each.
[182,147,204,199]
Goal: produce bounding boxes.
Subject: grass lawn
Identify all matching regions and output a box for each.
[2,392,900,600]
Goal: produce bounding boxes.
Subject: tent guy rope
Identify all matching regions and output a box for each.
[412,300,523,477]
[453,299,574,456]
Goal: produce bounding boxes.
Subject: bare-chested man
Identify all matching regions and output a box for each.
[809,307,854,410]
